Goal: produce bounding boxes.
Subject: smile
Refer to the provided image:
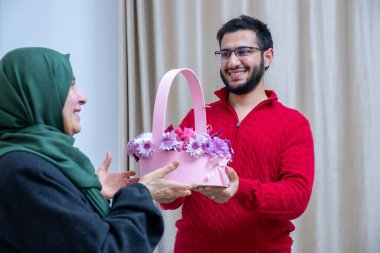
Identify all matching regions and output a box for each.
[227,69,247,80]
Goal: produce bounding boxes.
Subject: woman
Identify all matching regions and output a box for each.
[0,47,194,253]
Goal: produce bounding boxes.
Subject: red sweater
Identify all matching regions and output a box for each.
[161,88,314,253]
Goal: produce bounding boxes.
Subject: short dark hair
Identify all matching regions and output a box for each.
[216,15,273,50]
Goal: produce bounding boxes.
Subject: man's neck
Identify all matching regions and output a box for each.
[227,82,268,121]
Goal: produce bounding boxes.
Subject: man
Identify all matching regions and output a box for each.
[160,15,314,253]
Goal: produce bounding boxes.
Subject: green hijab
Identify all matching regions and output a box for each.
[0,47,110,217]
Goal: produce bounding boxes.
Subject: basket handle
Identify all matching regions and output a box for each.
[151,68,207,151]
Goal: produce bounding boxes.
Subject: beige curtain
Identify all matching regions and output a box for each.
[124,0,380,252]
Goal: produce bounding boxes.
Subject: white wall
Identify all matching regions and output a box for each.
[0,0,124,171]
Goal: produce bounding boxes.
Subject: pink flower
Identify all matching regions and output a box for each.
[174,126,183,137]
[182,127,196,139]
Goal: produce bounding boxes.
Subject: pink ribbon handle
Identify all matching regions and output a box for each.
[151,68,207,151]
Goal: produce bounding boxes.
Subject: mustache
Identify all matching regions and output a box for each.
[225,66,246,71]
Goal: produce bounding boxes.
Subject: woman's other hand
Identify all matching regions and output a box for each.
[97,152,139,199]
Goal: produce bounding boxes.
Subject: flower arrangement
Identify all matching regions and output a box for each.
[126,125,234,162]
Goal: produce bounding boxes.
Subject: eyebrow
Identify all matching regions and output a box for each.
[220,46,256,50]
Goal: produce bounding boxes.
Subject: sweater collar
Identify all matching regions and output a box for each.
[214,87,278,105]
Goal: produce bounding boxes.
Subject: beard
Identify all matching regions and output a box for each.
[220,55,265,95]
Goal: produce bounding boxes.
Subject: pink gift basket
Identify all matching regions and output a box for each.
[127,68,232,187]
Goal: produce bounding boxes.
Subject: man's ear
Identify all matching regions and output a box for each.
[263,48,274,70]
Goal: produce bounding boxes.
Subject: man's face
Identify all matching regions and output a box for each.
[218,30,266,95]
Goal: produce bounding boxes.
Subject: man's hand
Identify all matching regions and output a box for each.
[194,166,239,203]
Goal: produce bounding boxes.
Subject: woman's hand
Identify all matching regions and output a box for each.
[193,166,239,203]
[97,152,139,199]
[139,161,196,202]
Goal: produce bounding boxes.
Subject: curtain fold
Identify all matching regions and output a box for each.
[124,0,380,252]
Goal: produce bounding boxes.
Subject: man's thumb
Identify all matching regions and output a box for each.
[226,166,238,181]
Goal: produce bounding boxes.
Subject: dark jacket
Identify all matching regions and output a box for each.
[0,151,163,253]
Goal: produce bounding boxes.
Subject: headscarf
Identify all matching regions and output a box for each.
[0,47,110,217]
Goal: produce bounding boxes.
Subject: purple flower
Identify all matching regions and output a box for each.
[126,126,234,162]
[160,131,181,151]
[126,140,136,156]
[210,137,230,157]
[126,140,140,161]
[186,134,208,158]
[202,135,214,154]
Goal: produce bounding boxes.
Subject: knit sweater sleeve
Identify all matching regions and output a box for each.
[235,117,314,220]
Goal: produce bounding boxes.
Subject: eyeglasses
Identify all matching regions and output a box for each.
[214,46,264,60]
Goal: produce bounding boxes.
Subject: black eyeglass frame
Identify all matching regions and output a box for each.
[214,46,265,60]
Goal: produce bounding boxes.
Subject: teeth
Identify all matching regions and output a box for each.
[229,71,244,78]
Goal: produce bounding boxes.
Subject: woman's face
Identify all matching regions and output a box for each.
[62,79,87,136]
